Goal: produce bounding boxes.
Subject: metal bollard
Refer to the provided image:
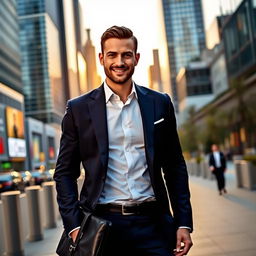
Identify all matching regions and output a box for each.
[25,186,44,241]
[2,191,24,256]
[42,181,57,228]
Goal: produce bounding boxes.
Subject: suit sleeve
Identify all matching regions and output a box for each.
[209,154,214,167]
[222,152,227,169]
[54,100,82,234]
[162,94,193,231]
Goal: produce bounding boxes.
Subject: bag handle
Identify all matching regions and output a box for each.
[75,208,92,244]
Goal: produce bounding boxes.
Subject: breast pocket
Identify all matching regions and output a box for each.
[154,120,166,147]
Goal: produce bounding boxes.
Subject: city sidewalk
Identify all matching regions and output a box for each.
[189,166,256,256]
[24,165,256,256]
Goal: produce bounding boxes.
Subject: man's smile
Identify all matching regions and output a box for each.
[111,66,128,74]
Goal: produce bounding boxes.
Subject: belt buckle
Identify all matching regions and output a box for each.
[121,204,135,215]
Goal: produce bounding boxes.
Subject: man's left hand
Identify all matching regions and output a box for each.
[174,228,193,256]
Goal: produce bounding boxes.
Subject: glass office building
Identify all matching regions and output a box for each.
[0,0,22,93]
[162,0,206,110]
[223,0,256,80]
[0,0,27,171]
[17,0,67,124]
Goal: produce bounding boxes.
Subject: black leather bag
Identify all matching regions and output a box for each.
[56,209,112,256]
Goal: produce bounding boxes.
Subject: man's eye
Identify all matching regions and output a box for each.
[124,53,132,58]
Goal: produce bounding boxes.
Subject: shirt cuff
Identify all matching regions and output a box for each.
[178,226,191,231]
[68,226,81,237]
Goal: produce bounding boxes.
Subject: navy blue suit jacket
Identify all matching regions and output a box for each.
[54,84,193,234]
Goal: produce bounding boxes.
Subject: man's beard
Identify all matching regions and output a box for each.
[104,65,135,85]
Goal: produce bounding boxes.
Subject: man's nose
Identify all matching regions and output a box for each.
[116,55,124,66]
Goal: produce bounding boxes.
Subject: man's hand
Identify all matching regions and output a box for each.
[210,166,215,172]
[70,228,80,243]
[174,228,193,256]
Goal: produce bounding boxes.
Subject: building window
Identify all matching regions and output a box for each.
[237,4,250,47]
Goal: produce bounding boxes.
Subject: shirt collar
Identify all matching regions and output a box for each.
[104,81,137,103]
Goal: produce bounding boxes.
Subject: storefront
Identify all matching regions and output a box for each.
[26,118,58,170]
[0,84,27,172]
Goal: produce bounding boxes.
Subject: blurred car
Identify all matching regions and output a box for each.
[0,170,26,193]
[21,170,33,187]
[30,167,54,185]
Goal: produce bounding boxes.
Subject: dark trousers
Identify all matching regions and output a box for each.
[97,212,176,256]
[213,167,225,191]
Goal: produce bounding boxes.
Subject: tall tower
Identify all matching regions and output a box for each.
[84,29,102,90]
[148,49,163,92]
[17,0,67,125]
[0,0,26,171]
[162,0,206,110]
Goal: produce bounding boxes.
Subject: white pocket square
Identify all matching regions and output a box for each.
[154,118,164,125]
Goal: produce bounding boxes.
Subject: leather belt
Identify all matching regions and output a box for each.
[95,201,160,216]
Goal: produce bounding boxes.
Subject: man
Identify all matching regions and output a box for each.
[54,26,193,256]
[209,144,227,195]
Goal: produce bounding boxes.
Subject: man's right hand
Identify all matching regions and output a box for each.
[70,228,80,243]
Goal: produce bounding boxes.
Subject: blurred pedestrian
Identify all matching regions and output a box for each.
[54,25,193,256]
[209,144,227,195]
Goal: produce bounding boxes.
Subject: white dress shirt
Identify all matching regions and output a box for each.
[213,151,221,168]
[98,82,155,204]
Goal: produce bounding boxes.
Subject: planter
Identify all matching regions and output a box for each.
[233,155,243,161]
[235,160,256,190]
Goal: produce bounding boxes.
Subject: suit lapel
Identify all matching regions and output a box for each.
[87,85,108,168]
[135,84,155,175]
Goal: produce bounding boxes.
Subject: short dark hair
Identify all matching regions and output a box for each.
[101,26,138,53]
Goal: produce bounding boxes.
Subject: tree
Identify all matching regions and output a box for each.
[179,106,199,157]
[230,78,255,153]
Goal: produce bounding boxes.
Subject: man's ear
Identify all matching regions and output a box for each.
[135,53,140,66]
[99,53,104,65]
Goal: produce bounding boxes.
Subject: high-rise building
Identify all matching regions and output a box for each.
[0,0,22,93]
[17,0,67,125]
[0,0,27,171]
[17,0,88,123]
[60,0,83,99]
[162,0,206,110]
[187,0,256,154]
[148,49,163,92]
[176,61,213,124]
[73,0,89,94]
[84,29,102,91]
[17,0,88,169]
[223,0,256,82]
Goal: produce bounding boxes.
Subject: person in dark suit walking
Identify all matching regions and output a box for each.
[209,144,227,195]
[54,26,193,256]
